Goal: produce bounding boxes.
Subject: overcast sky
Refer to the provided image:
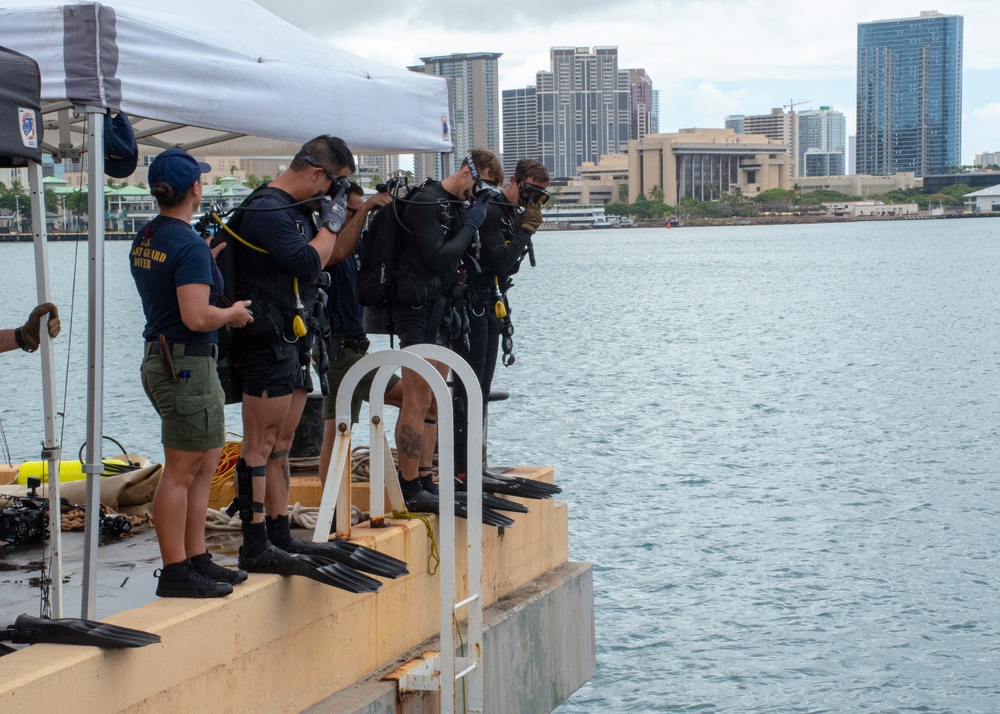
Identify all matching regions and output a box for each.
[255,1,1000,165]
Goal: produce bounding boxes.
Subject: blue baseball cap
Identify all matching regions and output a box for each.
[104,111,138,179]
[148,148,211,192]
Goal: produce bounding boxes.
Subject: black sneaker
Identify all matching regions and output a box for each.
[190,552,248,585]
[155,561,233,598]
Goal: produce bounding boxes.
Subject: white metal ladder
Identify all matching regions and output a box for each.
[312,345,485,714]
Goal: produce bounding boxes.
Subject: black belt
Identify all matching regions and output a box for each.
[145,341,218,358]
[332,335,370,353]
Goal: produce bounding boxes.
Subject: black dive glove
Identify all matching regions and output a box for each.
[463,192,492,229]
[319,193,348,234]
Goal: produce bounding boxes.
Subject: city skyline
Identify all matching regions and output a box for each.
[255,1,1000,166]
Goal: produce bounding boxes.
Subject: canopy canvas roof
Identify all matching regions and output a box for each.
[0,0,453,156]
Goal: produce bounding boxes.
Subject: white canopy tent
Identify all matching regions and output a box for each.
[0,0,452,619]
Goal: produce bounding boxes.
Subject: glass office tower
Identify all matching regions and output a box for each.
[856,11,962,177]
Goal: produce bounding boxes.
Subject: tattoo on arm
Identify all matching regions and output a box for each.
[399,424,423,460]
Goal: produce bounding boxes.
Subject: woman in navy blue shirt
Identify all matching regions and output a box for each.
[131,149,253,598]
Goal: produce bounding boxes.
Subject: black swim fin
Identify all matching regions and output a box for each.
[281,537,409,579]
[239,545,382,593]
[454,492,516,528]
[1,614,161,648]
[482,492,530,514]
[483,469,561,498]
[404,490,515,528]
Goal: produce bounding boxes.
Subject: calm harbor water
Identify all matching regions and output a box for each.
[2,220,999,712]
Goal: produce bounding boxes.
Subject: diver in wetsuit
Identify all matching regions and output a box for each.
[391,148,502,511]
[455,158,549,480]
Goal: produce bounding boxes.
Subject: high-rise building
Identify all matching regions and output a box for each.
[651,89,661,134]
[798,107,846,176]
[536,47,630,178]
[409,52,502,181]
[856,11,963,177]
[501,87,538,179]
[974,151,1000,168]
[629,69,654,143]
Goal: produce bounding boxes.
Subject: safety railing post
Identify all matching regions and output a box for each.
[312,348,486,714]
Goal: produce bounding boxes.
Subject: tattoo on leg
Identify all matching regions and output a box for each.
[399,424,423,460]
[269,449,291,489]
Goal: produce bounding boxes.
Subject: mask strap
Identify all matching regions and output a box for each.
[466,151,480,181]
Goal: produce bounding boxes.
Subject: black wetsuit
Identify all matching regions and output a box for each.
[392,182,479,347]
[454,194,531,477]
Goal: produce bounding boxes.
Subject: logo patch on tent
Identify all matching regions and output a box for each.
[19,108,37,149]
[441,116,449,142]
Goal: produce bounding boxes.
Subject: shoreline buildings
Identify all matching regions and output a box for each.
[856,10,963,177]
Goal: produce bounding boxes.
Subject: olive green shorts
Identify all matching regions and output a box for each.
[322,344,401,423]
[141,351,226,451]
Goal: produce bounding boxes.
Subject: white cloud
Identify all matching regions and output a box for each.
[690,82,748,120]
[971,103,1000,122]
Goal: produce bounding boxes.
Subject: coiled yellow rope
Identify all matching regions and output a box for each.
[209,438,243,507]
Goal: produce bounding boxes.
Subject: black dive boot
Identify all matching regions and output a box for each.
[399,471,440,513]
[234,459,381,593]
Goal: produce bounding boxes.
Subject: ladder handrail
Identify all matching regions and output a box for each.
[311,347,485,714]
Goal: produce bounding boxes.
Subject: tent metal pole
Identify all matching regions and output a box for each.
[28,161,64,618]
[79,105,106,620]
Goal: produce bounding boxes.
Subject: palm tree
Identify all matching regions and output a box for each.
[618,183,629,202]
[648,185,664,203]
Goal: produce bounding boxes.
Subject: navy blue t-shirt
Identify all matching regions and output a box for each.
[327,251,365,339]
[130,215,220,344]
